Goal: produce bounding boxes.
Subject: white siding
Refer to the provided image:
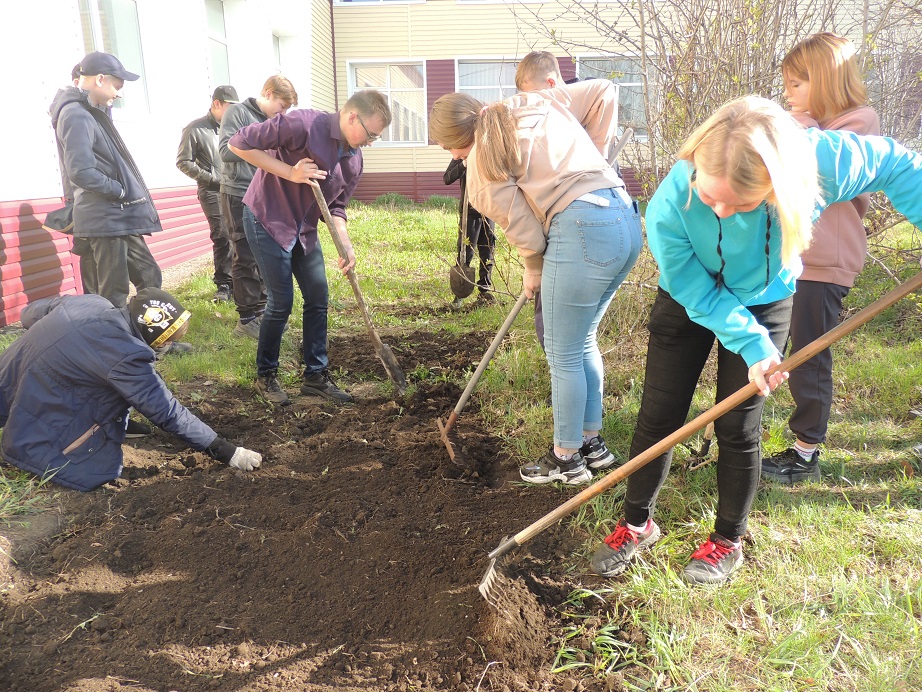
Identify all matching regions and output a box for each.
[311,0,337,111]
[1,0,318,204]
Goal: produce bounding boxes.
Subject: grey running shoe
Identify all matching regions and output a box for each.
[581,435,618,470]
[519,449,591,486]
[682,533,744,585]
[590,518,661,577]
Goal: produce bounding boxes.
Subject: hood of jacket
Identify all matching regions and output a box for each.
[50,86,90,128]
[240,96,266,121]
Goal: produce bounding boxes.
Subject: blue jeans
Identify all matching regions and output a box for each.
[543,187,643,449]
[242,205,329,377]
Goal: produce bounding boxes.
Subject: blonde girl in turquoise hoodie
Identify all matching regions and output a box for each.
[589,96,922,585]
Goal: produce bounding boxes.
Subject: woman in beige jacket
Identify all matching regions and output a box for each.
[430,80,643,485]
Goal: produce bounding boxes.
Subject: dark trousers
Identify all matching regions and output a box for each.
[787,280,849,445]
[71,237,98,294]
[221,192,266,319]
[624,289,792,540]
[242,205,330,377]
[457,210,495,292]
[198,188,233,288]
[86,235,162,308]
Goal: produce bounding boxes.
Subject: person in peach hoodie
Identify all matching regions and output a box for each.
[762,32,881,484]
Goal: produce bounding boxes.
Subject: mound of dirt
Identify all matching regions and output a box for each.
[0,330,616,692]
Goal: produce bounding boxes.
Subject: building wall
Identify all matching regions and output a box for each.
[0,0,329,327]
[331,0,640,201]
[310,0,337,111]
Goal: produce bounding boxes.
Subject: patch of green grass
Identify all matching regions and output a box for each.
[1,199,920,691]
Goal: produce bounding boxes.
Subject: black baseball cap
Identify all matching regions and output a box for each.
[78,51,140,81]
[129,289,191,348]
[212,85,240,103]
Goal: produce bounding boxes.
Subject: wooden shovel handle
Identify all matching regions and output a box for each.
[489,269,922,559]
[308,180,382,345]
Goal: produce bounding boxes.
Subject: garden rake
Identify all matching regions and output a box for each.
[438,290,530,460]
[479,269,922,608]
[309,180,407,395]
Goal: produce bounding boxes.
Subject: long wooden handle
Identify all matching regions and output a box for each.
[453,291,529,416]
[308,180,382,347]
[489,269,922,559]
[609,127,633,166]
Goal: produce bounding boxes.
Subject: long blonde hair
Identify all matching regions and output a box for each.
[678,96,820,266]
[428,93,521,183]
[782,32,868,122]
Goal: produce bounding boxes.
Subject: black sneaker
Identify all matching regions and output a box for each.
[519,449,591,486]
[125,419,152,438]
[590,518,661,577]
[255,372,290,406]
[683,533,743,585]
[213,284,232,302]
[761,447,821,484]
[581,435,617,470]
[301,370,353,403]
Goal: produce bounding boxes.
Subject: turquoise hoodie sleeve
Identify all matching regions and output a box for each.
[810,129,922,226]
[647,163,781,367]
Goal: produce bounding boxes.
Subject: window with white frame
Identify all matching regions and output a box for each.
[78,0,149,112]
[272,34,282,73]
[205,0,231,86]
[457,59,519,103]
[577,57,649,139]
[351,63,426,144]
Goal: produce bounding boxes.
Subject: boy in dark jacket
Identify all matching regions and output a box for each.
[49,52,163,311]
[444,158,496,308]
[218,76,297,339]
[177,85,239,302]
[0,289,261,492]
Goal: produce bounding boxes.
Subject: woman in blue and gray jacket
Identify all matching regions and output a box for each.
[589,96,922,586]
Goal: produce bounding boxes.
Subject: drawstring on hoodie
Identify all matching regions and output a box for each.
[714,213,772,290]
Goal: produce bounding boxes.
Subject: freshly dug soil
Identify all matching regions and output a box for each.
[0,329,626,692]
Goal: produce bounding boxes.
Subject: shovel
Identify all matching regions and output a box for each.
[309,180,407,395]
[450,192,477,300]
[479,269,922,606]
[438,290,530,459]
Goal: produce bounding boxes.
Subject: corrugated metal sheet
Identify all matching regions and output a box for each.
[353,171,449,203]
[0,186,211,328]
[355,168,642,204]
[426,59,455,141]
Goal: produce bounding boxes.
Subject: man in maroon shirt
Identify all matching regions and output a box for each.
[228,90,392,406]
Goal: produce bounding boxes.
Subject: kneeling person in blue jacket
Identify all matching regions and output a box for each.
[0,288,261,491]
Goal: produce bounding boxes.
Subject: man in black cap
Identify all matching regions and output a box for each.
[49,52,165,314]
[176,86,240,302]
[0,289,262,492]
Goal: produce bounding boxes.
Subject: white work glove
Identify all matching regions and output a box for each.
[229,447,262,471]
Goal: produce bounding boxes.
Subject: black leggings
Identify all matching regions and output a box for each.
[624,289,792,540]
